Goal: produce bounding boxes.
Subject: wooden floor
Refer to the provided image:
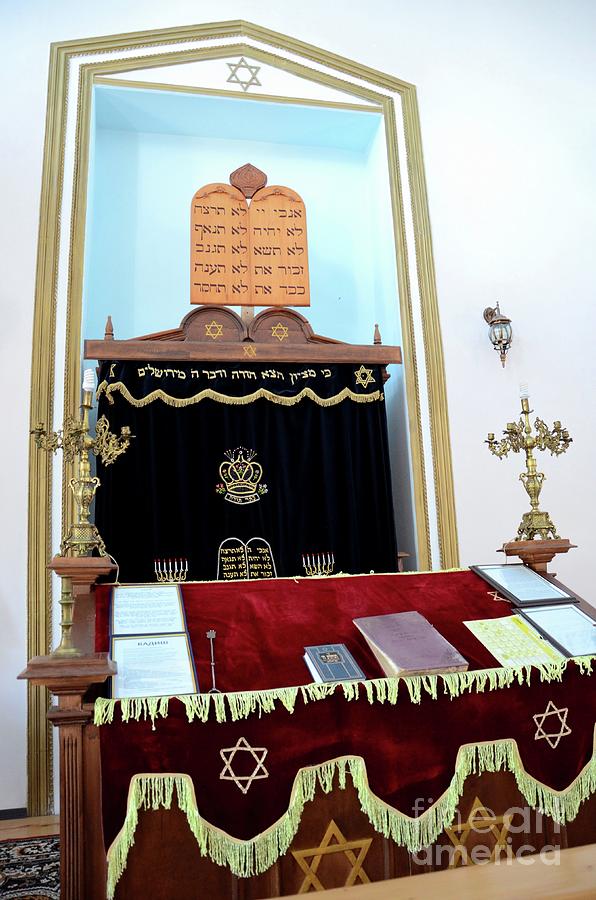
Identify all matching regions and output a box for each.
[283,844,596,899]
[0,814,59,841]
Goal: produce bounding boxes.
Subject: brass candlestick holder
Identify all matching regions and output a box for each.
[53,576,79,657]
[486,386,572,541]
[32,369,132,557]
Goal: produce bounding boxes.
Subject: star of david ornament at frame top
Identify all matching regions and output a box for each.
[205,320,223,340]
[444,796,513,867]
[354,365,375,389]
[291,819,372,891]
[226,58,262,92]
[219,737,269,793]
[533,700,572,749]
[271,322,289,342]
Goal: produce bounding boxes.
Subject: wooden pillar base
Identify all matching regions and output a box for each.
[498,538,576,574]
[19,653,116,900]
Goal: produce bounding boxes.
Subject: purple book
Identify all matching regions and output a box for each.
[353,611,468,676]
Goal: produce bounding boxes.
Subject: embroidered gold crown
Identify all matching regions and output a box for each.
[219,447,266,504]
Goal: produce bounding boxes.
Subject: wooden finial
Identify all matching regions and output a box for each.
[230,163,267,199]
[105,316,114,340]
[374,323,382,345]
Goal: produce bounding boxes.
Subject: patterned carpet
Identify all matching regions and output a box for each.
[0,835,59,899]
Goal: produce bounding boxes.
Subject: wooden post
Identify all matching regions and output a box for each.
[19,555,116,899]
[19,655,115,899]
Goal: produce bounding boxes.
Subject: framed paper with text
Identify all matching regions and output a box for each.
[471,564,577,608]
[109,584,198,698]
[111,633,197,699]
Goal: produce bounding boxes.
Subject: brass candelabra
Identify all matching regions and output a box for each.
[154,558,189,583]
[32,369,132,557]
[302,553,335,577]
[486,386,572,541]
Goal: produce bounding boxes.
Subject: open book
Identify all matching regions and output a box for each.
[353,611,468,677]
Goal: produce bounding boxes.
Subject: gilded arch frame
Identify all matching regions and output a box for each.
[27,20,458,813]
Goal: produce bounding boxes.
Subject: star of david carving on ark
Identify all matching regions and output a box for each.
[205,320,223,340]
[219,737,268,794]
[271,322,289,342]
[444,796,513,867]
[533,700,572,749]
[291,819,372,892]
[354,365,375,389]
[244,344,257,357]
[226,58,261,92]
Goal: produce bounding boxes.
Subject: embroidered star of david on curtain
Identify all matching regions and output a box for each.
[291,819,372,891]
[533,700,572,749]
[354,366,375,388]
[219,737,268,793]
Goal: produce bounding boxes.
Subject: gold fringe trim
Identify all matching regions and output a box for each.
[104,566,468,590]
[106,733,596,898]
[94,657,595,729]
[97,380,383,408]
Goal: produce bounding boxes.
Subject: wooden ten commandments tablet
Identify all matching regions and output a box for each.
[191,164,310,307]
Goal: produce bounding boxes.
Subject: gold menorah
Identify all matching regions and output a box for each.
[154,558,189,583]
[31,368,132,557]
[486,385,572,541]
[302,553,335,577]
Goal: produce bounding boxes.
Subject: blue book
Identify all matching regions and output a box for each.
[304,643,365,683]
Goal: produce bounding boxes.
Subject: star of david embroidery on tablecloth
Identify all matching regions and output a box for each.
[226,58,262,92]
[444,796,513,867]
[533,700,572,749]
[354,365,375,389]
[487,590,508,603]
[243,344,257,357]
[291,819,372,891]
[219,737,268,793]
[205,320,223,340]
[271,322,289,342]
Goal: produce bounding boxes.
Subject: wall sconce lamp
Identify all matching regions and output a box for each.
[483,303,512,367]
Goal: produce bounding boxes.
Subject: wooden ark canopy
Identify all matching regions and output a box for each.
[84,306,402,368]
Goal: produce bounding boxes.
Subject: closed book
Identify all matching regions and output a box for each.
[304,643,366,683]
[353,611,468,676]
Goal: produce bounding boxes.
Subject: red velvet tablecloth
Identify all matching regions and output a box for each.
[94,572,596,852]
[96,570,520,692]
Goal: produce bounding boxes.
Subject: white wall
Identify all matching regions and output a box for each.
[1,0,595,810]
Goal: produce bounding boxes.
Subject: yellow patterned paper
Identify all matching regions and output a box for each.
[464,615,565,668]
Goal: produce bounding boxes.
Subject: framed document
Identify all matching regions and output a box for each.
[111,584,186,635]
[471,564,577,608]
[111,633,198,699]
[109,584,198,698]
[521,604,596,658]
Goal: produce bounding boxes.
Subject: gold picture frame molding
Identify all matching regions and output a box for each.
[27,20,459,815]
